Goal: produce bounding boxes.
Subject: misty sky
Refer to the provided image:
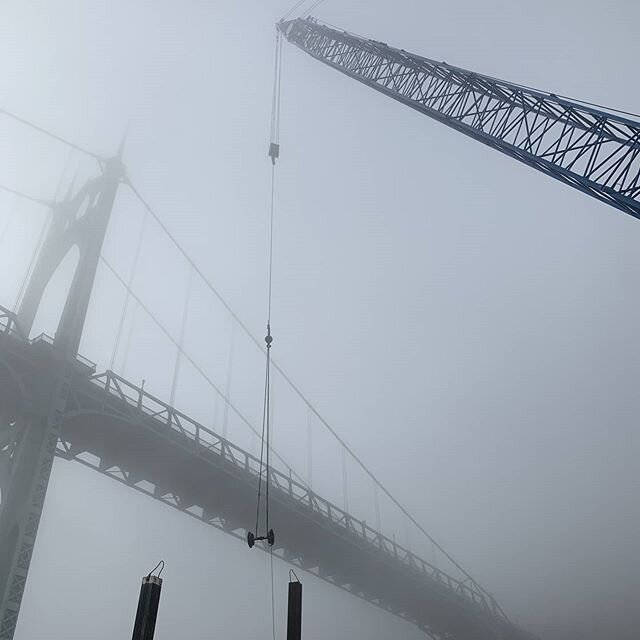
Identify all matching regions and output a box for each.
[0,1,639,639]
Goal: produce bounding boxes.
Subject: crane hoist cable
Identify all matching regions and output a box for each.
[281,0,320,22]
[247,28,283,555]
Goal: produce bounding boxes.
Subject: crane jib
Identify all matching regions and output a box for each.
[279,18,640,221]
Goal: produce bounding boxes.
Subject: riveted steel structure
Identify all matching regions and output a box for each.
[0,157,123,639]
[0,318,536,640]
[279,18,640,220]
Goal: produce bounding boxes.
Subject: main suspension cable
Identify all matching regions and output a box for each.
[0,106,104,161]
[0,182,50,207]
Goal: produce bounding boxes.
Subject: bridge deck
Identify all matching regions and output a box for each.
[0,321,534,640]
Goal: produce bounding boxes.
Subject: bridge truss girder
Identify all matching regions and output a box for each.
[0,325,535,640]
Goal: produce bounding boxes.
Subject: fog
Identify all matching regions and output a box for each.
[0,1,639,639]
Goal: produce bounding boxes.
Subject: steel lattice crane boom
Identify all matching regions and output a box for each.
[279,18,640,220]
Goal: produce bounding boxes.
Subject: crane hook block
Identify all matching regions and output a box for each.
[269,142,280,165]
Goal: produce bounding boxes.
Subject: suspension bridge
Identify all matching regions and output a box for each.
[1,13,639,640]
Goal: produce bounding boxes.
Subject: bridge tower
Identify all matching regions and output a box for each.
[0,151,124,639]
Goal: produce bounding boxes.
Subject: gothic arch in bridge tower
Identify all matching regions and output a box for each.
[27,244,80,342]
[0,155,124,640]
[17,159,123,357]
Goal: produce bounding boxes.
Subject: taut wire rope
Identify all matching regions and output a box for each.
[249,29,285,640]
[281,0,310,21]
[13,148,75,312]
[99,255,306,489]
[0,183,50,207]
[0,35,505,613]
[110,210,148,370]
[0,106,104,161]
[122,82,492,612]
[252,29,283,550]
[2,89,499,608]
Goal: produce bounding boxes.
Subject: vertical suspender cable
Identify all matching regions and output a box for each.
[404,516,412,553]
[306,407,313,489]
[341,447,349,512]
[170,267,193,406]
[0,215,10,252]
[13,208,51,312]
[121,302,137,377]
[110,210,148,370]
[222,319,236,438]
[373,479,381,532]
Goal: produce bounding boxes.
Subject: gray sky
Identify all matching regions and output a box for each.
[1,1,639,639]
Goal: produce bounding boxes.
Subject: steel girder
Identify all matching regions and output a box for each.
[279,18,640,220]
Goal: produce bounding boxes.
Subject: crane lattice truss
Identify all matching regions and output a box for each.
[280,18,640,220]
